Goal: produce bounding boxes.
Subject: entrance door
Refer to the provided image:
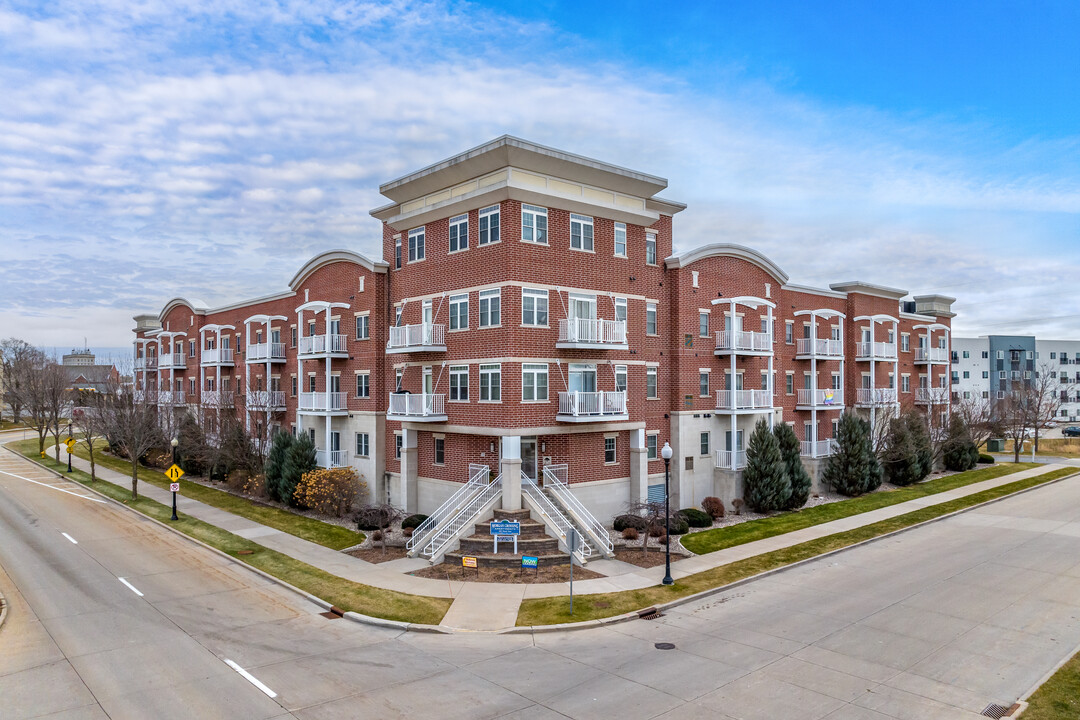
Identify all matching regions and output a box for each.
[422,366,433,394]
[521,437,538,481]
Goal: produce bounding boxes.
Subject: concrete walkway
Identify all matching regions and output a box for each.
[9,438,1071,632]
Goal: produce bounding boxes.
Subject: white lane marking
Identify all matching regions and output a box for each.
[0,468,106,503]
[224,659,277,698]
[118,577,144,597]
[61,532,78,544]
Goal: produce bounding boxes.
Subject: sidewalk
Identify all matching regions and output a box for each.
[20,444,1072,631]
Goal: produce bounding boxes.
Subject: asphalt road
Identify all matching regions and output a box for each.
[3,446,1080,719]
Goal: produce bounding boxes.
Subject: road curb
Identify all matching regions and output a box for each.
[0,586,7,634]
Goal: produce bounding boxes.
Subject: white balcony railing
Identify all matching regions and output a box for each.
[298,392,348,412]
[797,388,844,407]
[247,342,286,362]
[386,323,446,351]
[916,387,950,404]
[201,390,234,407]
[158,353,186,370]
[856,387,898,405]
[796,338,843,357]
[133,390,152,403]
[715,389,773,410]
[201,348,234,365]
[135,357,157,371]
[298,334,348,356]
[248,390,286,410]
[915,347,949,363]
[157,391,186,405]
[715,330,773,353]
[317,449,349,468]
[387,392,446,418]
[856,342,898,360]
[557,391,627,418]
[557,318,627,346]
[800,439,837,458]
[715,449,747,470]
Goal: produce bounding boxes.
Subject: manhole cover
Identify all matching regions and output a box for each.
[654,642,676,650]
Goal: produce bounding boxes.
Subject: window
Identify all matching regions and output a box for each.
[355,433,369,457]
[614,365,627,392]
[308,375,317,392]
[356,373,369,398]
[1052,352,1057,359]
[479,205,500,245]
[963,350,970,358]
[449,365,469,401]
[786,372,794,395]
[963,371,969,379]
[646,434,658,460]
[395,434,402,459]
[290,327,297,347]
[645,234,657,265]
[700,432,710,456]
[355,315,369,340]
[449,293,469,330]
[785,321,794,344]
[478,289,501,327]
[614,297,627,324]
[901,334,910,352]
[699,312,709,337]
[522,288,548,326]
[699,371,710,397]
[646,367,658,398]
[902,376,911,392]
[434,437,445,465]
[188,339,196,357]
[614,222,627,257]
[604,436,616,464]
[190,378,196,394]
[997,350,1004,359]
[291,376,297,396]
[408,227,425,262]
[570,214,594,251]
[521,204,548,244]
[394,237,401,269]
[982,371,989,379]
[522,364,548,401]
[646,303,657,335]
[449,214,468,252]
[479,364,501,401]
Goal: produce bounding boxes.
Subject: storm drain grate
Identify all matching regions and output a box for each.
[980,703,1011,719]
[638,607,662,621]
[319,606,345,621]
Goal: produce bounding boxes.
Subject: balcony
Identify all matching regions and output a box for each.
[317,449,349,468]
[800,439,836,458]
[796,388,844,410]
[201,348,234,366]
[557,318,628,350]
[715,330,773,356]
[201,390,235,407]
[715,449,747,471]
[246,342,286,362]
[298,334,348,358]
[157,391,186,405]
[133,390,154,404]
[556,391,628,422]
[159,353,187,371]
[715,389,773,411]
[855,342,898,361]
[387,393,447,422]
[916,387,950,405]
[134,357,157,371]
[795,338,843,359]
[386,323,447,354]
[855,387,898,406]
[915,347,949,365]
[248,390,286,411]
[298,391,349,415]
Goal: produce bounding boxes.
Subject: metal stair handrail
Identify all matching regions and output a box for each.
[406,464,490,552]
[542,464,614,555]
[521,474,591,563]
[419,473,503,559]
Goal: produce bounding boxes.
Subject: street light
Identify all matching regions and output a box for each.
[66,422,73,473]
[170,437,179,521]
[661,441,674,586]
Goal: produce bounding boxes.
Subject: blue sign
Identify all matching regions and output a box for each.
[521,556,539,569]
[490,520,520,536]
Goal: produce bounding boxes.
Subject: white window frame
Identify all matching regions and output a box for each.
[355,314,369,340]
[449,293,469,331]
[604,436,617,464]
[646,366,658,399]
[646,433,658,460]
[699,371,710,397]
[645,233,657,265]
[479,363,501,402]
[614,364,627,393]
[646,303,657,335]
[478,288,501,328]
[449,365,469,401]
[479,204,500,245]
[570,213,594,251]
[614,297,627,324]
[614,222,627,257]
[521,204,548,244]
[355,372,370,399]
[433,435,445,465]
[355,432,369,457]
[408,227,425,262]
[700,432,710,456]
[522,363,549,402]
[448,213,468,253]
[699,311,709,337]
[522,288,548,327]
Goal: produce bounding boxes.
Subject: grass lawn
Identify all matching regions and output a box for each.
[9,448,450,625]
[517,466,1076,626]
[1024,649,1080,719]
[9,437,364,551]
[0,420,28,431]
[998,438,1080,458]
[682,463,1038,555]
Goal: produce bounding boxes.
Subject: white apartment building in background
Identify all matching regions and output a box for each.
[951,335,1080,423]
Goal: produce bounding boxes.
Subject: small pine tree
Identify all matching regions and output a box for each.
[862,417,884,492]
[743,419,790,512]
[823,413,875,496]
[774,422,811,510]
[942,412,979,471]
[281,432,318,507]
[264,431,294,503]
[906,412,933,480]
[883,417,920,486]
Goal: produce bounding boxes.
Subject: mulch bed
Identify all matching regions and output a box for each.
[409,563,604,584]
[611,545,689,568]
[346,546,410,563]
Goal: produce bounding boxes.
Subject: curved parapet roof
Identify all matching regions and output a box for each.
[664,243,789,285]
[159,297,209,321]
[288,249,388,290]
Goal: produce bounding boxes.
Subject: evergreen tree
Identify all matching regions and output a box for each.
[823,413,876,496]
[942,412,979,471]
[882,417,920,486]
[862,417,884,492]
[774,422,812,510]
[906,412,933,480]
[743,419,790,512]
[176,412,206,475]
[264,431,294,502]
[281,432,318,506]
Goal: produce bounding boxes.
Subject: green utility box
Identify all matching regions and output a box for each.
[987,438,1005,452]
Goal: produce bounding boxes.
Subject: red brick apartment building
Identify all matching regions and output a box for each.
[132,136,955,530]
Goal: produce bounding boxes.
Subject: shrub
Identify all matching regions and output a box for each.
[883,416,921,487]
[743,419,791,512]
[401,513,429,531]
[774,422,811,510]
[648,523,664,537]
[403,527,414,537]
[293,466,366,517]
[978,453,995,464]
[732,498,744,515]
[614,514,648,532]
[701,496,725,520]
[823,413,880,496]
[666,515,690,535]
[621,526,639,541]
[355,503,403,532]
[678,507,712,528]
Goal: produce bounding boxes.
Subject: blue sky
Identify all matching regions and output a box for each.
[0,0,1077,349]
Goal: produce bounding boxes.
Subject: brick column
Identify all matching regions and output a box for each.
[629,427,648,505]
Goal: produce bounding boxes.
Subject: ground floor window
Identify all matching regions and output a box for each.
[434,436,445,465]
[395,434,402,459]
[355,432,369,457]
[604,436,616,463]
[646,433,658,459]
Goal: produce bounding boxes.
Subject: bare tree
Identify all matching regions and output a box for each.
[1031,361,1075,452]
[953,391,997,450]
[1,338,37,424]
[73,392,109,481]
[625,500,669,558]
[101,383,163,499]
[13,353,69,459]
[998,385,1038,464]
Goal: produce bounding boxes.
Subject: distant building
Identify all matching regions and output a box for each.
[62,348,96,367]
[60,347,119,394]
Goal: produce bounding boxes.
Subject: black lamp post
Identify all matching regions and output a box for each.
[66,422,73,473]
[170,437,179,521]
[661,441,674,586]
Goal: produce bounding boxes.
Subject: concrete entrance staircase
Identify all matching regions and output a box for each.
[445,509,570,568]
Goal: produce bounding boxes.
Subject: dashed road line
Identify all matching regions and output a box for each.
[224,660,277,698]
[118,577,144,597]
[61,532,78,544]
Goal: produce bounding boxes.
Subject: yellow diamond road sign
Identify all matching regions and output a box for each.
[165,464,185,482]
[65,438,77,450]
